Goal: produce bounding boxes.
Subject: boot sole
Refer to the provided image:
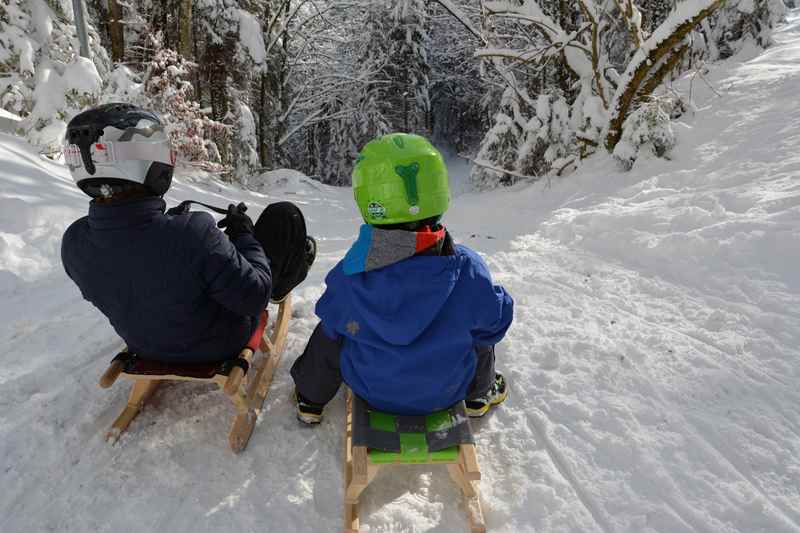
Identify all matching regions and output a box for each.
[465,388,509,418]
[296,412,322,425]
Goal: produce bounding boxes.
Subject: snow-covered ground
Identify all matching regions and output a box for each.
[2,11,800,533]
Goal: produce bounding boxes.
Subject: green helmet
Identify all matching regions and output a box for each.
[352,133,450,225]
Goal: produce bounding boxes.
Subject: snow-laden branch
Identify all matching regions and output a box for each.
[605,0,725,150]
[483,1,594,79]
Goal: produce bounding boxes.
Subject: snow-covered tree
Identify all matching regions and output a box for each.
[428,0,488,152]
[0,0,109,151]
[701,0,787,60]
[140,35,228,168]
[224,91,260,183]
[613,94,681,169]
[469,0,785,188]
[471,88,526,188]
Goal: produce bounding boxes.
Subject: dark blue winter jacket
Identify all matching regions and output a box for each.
[61,197,271,363]
[316,236,514,415]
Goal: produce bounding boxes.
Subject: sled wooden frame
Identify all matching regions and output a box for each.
[98,295,292,453]
[343,389,486,533]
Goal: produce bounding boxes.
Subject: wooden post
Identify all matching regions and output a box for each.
[72,0,91,58]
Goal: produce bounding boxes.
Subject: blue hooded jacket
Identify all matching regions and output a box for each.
[61,197,271,363]
[316,226,513,415]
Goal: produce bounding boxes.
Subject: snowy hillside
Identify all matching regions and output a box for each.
[2,10,800,533]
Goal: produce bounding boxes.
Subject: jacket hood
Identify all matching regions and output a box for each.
[349,256,464,345]
[320,226,464,346]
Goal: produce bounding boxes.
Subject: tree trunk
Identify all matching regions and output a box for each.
[258,74,268,168]
[161,4,170,49]
[605,0,725,152]
[179,0,193,59]
[107,0,124,62]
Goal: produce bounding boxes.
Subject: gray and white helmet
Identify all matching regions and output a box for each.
[65,103,175,198]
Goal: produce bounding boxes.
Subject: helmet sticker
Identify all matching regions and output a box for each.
[64,144,82,170]
[392,136,405,149]
[91,143,112,164]
[367,202,386,219]
[409,206,420,215]
[394,163,420,206]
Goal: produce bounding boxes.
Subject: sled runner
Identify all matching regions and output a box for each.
[344,389,486,533]
[98,295,292,453]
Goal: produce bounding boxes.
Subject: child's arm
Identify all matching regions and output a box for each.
[467,251,514,346]
[473,283,514,346]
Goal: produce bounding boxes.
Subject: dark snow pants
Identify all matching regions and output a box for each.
[290,323,497,406]
[254,202,311,301]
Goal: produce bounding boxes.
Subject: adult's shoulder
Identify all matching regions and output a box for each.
[63,215,89,238]
[62,216,89,250]
[61,216,90,277]
[160,211,226,266]
[165,210,218,244]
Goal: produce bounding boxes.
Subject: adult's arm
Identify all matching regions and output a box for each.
[192,212,272,317]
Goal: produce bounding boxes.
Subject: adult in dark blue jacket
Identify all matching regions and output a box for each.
[291,133,513,422]
[61,104,313,363]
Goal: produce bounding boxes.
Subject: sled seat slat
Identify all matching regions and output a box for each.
[122,357,232,379]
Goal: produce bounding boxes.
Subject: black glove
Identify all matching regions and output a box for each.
[217,202,254,238]
[166,201,191,216]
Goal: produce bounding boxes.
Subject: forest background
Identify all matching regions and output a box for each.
[0,0,792,188]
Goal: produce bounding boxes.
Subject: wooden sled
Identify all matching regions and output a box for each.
[344,389,486,533]
[98,295,292,453]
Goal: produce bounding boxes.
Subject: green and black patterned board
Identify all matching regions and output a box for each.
[351,396,475,464]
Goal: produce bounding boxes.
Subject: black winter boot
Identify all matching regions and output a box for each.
[465,373,508,417]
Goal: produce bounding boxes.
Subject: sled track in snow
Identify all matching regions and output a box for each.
[533,269,792,390]
[679,414,800,533]
[492,243,800,532]
[561,276,800,532]
[527,410,616,533]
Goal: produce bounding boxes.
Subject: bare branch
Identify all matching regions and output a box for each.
[428,0,487,44]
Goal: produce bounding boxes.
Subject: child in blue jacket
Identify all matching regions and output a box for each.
[291,133,513,422]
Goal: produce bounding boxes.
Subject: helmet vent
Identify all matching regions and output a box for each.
[394,162,420,206]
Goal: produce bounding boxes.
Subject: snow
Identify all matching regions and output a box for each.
[29,0,54,44]
[237,10,267,66]
[63,57,104,96]
[737,0,757,14]
[18,39,35,76]
[2,9,800,533]
[0,108,21,122]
